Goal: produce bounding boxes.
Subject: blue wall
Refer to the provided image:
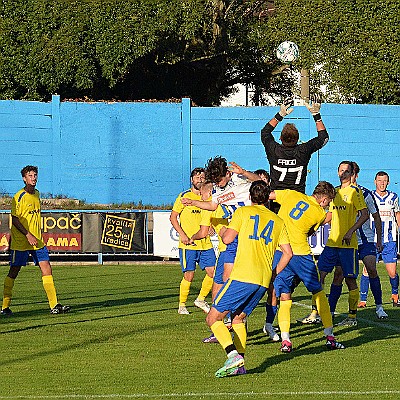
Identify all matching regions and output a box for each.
[0,96,399,205]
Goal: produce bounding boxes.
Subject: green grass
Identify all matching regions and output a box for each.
[0,262,399,400]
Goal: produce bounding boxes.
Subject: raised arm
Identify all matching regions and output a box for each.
[229,161,260,182]
[261,102,293,147]
[305,101,329,149]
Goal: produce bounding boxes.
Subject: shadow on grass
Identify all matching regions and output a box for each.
[245,307,400,375]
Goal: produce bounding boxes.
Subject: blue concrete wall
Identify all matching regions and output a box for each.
[0,97,398,205]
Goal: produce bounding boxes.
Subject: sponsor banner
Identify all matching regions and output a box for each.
[0,211,146,254]
[152,211,330,258]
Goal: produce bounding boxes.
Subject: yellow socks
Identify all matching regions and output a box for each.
[42,275,58,309]
[348,288,359,318]
[313,291,333,328]
[2,276,15,310]
[179,277,191,306]
[198,274,213,301]
[211,320,233,350]
[232,322,247,354]
[278,299,292,334]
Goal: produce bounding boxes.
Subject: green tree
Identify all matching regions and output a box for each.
[0,0,293,105]
[268,0,400,104]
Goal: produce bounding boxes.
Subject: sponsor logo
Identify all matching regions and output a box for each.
[277,159,296,166]
[217,192,235,203]
[333,205,346,210]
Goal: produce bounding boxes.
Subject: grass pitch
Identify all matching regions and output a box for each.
[0,262,399,399]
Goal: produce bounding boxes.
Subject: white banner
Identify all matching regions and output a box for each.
[152,212,219,258]
[153,211,330,258]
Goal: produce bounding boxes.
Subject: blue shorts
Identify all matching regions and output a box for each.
[213,279,267,316]
[274,253,322,297]
[214,251,226,285]
[224,237,238,264]
[358,242,377,260]
[179,248,216,273]
[10,247,50,267]
[377,241,397,264]
[318,246,359,278]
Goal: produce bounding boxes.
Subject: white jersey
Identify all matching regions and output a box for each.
[371,190,400,243]
[212,173,251,220]
[357,185,378,245]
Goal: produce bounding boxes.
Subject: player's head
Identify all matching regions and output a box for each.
[200,180,213,201]
[190,167,205,191]
[249,180,271,206]
[280,123,299,147]
[205,156,231,188]
[312,181,336,208]
[254,169,270,184]
[350,161,360,183]
[374,171,389,193]
[21,165,38,186]
[337,161,354,183]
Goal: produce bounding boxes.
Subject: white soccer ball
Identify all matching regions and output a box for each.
[276,41,300,64]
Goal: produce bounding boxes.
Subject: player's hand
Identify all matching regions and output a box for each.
[278,101,294,117]
[342,231,352,246]
[306,96,321,115]
[229,161,245,175]
[26,232,38,246]
[180,233,191,245]
[181,198,193,206]
[376,238,383,253]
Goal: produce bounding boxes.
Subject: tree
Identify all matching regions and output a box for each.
[267,0,400,104]
[0,0,293,105]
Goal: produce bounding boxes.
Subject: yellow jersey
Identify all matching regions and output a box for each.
[11,189,45,251]
[228,204,290,287]
[172,189,213,250]
[275,190,326,255]
[211,205,229,253]
[327,184,367,249]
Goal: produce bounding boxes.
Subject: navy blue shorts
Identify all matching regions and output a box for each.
[358,242,377,260]
[179,248,216,272]
[318,246,359,278]
[213,279,266,316]
[10,247,50,267]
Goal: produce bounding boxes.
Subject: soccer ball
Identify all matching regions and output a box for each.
[276,41,300,64]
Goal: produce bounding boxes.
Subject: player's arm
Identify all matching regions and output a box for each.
[229,161,260,182]
[261,102,293,146]
[276,243,293,274]
[305,101,329,149]
[342,208,369,245]
[190,225,212,242]
[221,227,238,245]
[11,215,38,246]
[371,211,383,252]
[181,197,218,211]
[322,211,332,225]
[169,210,191,245]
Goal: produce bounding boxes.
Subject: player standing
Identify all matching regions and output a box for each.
[317,161,369,326]
[170,168,216,315]
[371,171,400,307]
[1,165,70,316]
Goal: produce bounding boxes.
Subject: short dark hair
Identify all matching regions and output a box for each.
[190,167,205,178]
[205,156,228,184]
[250,180,270,205]
[21,165,38,177]
[254,169,270,178]
[351,161,360,175]
[312,181,336,200]
[375,170,389,181]
[280,123,299,146]
[338,161,354,174]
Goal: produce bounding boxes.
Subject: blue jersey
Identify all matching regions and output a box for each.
[356,185,378,245]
